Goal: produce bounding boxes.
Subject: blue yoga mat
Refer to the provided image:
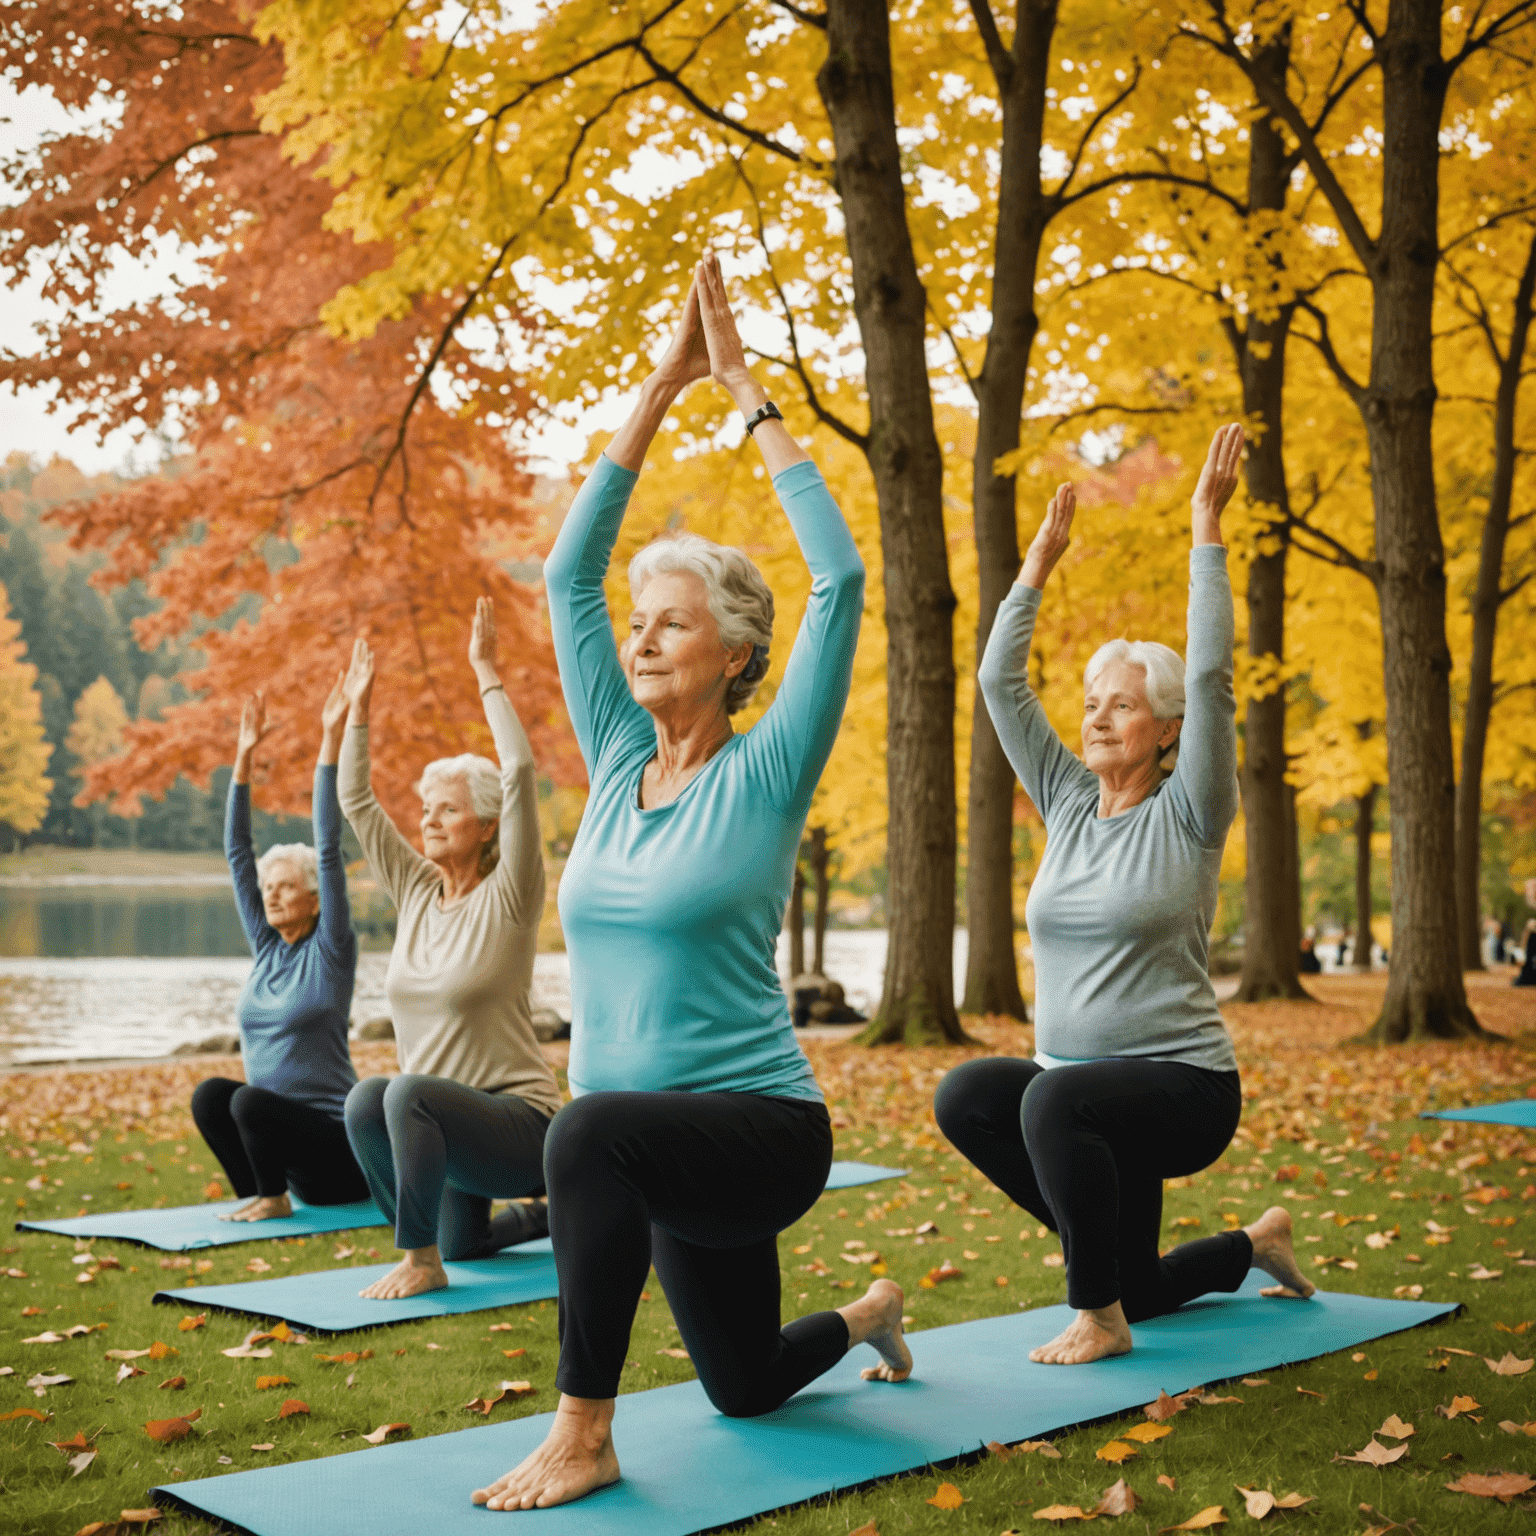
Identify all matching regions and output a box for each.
[1422,1098,1536,1127]
[154,1275,1454,1536]
[154,1239,558,1332]
[15,1164,899,1255]
[15,1197,388,1251]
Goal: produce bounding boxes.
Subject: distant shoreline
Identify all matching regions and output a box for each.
[0,847,231,885]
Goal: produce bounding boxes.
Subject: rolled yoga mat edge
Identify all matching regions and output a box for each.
[1420,1098,1536,1127]
[152,1276,1457,1536]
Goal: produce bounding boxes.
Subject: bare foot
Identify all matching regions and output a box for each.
[218,1194,292,1223]
[839,1277,913,1382]
[1244,1205,1316,1299]
[359,1246,449,1300]
[472,1395,620,1510]
[1029,1301,1133,1365]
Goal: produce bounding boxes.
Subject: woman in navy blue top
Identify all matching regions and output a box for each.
[191,681,369,1220]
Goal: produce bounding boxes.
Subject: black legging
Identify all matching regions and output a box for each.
[344,1075,551,1259]
[544,1090,847,1416]
[190,1077,370,1207]
[934,1056,1249,1321]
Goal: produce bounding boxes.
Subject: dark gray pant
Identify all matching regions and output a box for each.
[343,1074,551,1258]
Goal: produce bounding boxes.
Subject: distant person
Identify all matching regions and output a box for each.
[936,425,1313,1372]
[339,600,560,1300]
[192,684,369,1222]
[1298,934,1322,974]
[1516,878,1536,987]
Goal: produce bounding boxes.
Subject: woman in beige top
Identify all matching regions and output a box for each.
[339,599,561,1300]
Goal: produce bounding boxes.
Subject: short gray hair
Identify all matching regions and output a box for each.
[415,755,502,874]
[1084,638,1186,771]
[628,533,774,715]
[256,843,319,893]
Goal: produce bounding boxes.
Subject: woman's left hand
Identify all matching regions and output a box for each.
[1191,423,1245,541]
[469,596,499,671]
[696,251,755,398]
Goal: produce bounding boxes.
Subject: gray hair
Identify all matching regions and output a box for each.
[1084,638,1186,771]
[256,843,319,893]
[628,533,774,715]
[416,755,502,874]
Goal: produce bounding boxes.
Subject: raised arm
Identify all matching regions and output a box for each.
[312,670,355,957]
[335,638,432,904]
[225,692,276,956]
[468,597,546,926]
[1168,424,1243,846]
[978,484,1097,822]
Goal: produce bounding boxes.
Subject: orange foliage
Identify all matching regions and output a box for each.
[0,3,575,823]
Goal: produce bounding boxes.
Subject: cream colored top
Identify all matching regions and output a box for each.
[338,694,561,1117]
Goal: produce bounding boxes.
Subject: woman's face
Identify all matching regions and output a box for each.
[1081,659,1181,781]
[623,570,746,717]
[419,773,496,869]
[260,858,319,939]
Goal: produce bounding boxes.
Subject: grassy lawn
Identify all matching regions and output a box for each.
[2,976,1534,1535]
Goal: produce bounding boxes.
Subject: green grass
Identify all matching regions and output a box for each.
[2,1104,1533,1533]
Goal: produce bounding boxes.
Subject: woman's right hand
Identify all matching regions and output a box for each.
[648,273,711,397]
[233,692,273,785]
[1018,483,1076,591]
[342,637,376,724]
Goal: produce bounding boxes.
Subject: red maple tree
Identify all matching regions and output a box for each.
[0,2,576,826]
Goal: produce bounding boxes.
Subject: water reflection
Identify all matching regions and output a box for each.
[0,887,252,959]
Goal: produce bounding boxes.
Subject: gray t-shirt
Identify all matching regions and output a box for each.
[978,544,1239,1075]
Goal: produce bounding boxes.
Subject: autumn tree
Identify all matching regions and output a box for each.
[0,580,52,845]
[0,1,571,831]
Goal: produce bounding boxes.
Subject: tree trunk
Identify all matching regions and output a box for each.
[1356,0,1482,1040]
[787,858,805,979]
[1453,229,1536,971]
[960,0,1055,1023]
[1232,40,1310,1004]
[819,0,964,1045]
[807,825,830,977]
[1354,784,1377,970]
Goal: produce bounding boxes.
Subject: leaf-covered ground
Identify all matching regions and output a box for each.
[2,972,1534,1535]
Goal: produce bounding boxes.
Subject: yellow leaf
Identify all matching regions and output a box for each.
[1122,1422,1173,1443]
[1159,1507,1227,1532]
[926,1482,965,1510]
[1096,1440,1138,1464]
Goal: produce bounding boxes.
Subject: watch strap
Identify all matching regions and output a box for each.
[743,400,783,436]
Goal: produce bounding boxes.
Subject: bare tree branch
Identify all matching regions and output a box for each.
[966,0,1014,88]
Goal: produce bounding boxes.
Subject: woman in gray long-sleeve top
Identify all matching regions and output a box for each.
[935,425,1314,1367]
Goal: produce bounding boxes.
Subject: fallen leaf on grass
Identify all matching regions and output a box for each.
[1494,1319,1532,1334]
[0,1407,52,1422]
[1122,1422,1173,1443]
[48,1431,94,1454]
[1378,1415,1414,1439]
[1159,1507,1227,1531]
[28,1372,73,1395]
[254,1376,292,1390]
[1333,1439,1408,1466]
[1144,1391,1188,1422]
[488,1323,514,1333]
[464,1382,536,1415]
[315,1351,373,1364]
[1235,1489,1274,1519]
[1032,1506,1095,1523]
[1240,1378,1268,1387]
[1433,1346,1477,1357]
[176,1315,206,1334]
[1042,1253,1064,1267]
[361,1422,410,1445]
[1468,1265,1502,1281]
[501,1347,526,1359]
[926,1482,964,1510]
[1158,1476,1177,1491]
[1484,1352,1533,1376]
[1096,1479,1140,1515]
[1295,1387,1325,1400]
[277,1400,309,1419]
[67,1448,98,1477]
[21,1305,42,1316]
[1498,1419,1536,1435]
[245,1258,272,1273]
[115,1363,145,1385]
[989,1439,1062,1459]
[157,1377,185,1391]
[144,1407,202,1444]
[847,1524,878,1536]
[1096,1440,1138,1464]
[920,1260,963,1288]
[74,1510,162,1536]
[1443,1471,1535,1502]
[1435,1395,1481,1420]
[656,1347,690,1359]
[251,1443,276,1452]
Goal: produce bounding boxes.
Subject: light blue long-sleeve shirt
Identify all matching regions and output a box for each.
[548,453,865,1101]
[225,765,359,1119]
[979,545,1239,1075]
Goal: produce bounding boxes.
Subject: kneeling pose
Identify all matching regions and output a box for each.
[935,425,1312,1367]
[472,254,906,1513]
[340,600,559,1299]
[193,684,369,1220]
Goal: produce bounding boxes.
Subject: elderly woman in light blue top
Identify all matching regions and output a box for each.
[935,426,1315,1369]
[472,254,907,1514]
[192,680,369,1222]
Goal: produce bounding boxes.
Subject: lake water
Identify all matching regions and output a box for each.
[0,879,969,1066]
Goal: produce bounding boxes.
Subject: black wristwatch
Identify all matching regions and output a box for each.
[743,400,783,436]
